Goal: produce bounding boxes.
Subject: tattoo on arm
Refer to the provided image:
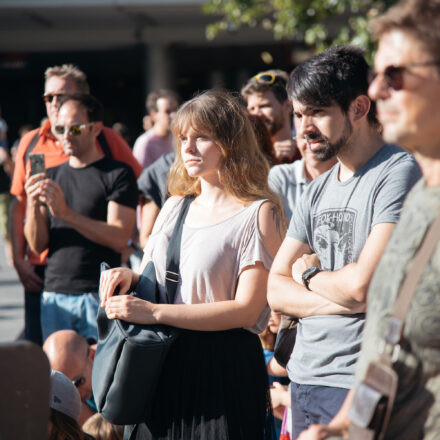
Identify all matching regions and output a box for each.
[270,205,285,240]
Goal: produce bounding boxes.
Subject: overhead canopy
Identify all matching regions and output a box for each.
[0,0,278,52]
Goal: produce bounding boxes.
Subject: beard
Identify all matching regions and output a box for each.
[260,112,285,136]
[305,117,353,162]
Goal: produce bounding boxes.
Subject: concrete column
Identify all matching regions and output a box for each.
[209,70,225,89]
[236,68,251,91]
[146,43,174,93]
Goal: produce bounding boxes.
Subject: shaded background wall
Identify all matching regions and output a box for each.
[0,0,311,145]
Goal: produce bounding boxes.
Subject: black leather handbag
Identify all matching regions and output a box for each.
[273,315,298,369]
[92,197,192,425]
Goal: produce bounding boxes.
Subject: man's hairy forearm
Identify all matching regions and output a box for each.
[308,264,368,309]
[268,272,360,318]
[10,197,27,262]
[307,223,396,308]
[24,203,49,254]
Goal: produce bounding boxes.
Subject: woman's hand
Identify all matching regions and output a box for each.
[104,295,158,324]
[99,267,137,306]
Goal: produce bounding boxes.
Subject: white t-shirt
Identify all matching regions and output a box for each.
[144,197,274,333]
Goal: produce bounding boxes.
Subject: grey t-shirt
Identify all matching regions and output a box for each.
[286,144,421,388]
[137,152,175,208]
[269,158,310,220]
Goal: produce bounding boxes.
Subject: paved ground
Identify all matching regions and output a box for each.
[0,236,24,343]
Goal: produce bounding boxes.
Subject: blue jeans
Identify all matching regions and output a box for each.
[290,382,348,439]
[41,291,99,343]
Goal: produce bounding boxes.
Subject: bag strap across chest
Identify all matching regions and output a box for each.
[163,196,193,304]
[381,212,440,364]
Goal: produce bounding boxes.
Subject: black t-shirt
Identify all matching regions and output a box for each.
[44,157,138,294]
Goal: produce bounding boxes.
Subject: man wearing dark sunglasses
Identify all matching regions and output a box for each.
[241,69,301,164]
[23,94,138,343]
[268,45,421,439]
[9,64,142,347]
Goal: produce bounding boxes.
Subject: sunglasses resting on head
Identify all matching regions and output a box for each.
[253,72,287,86]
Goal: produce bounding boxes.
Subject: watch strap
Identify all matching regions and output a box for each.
[302,266,321,291]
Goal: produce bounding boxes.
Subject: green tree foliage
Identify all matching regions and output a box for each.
[203,0,398,55]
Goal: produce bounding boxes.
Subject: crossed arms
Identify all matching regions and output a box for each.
[268,222,395,317]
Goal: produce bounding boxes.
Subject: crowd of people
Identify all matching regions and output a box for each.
[2,0,440,438]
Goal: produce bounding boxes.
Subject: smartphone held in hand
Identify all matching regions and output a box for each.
[29,153,45,176]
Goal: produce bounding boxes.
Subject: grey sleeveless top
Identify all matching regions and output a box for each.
[144,197,273,333]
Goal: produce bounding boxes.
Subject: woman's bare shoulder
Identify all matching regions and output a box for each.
[151,196,184,234]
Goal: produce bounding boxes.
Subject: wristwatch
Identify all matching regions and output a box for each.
[302,266,321,291]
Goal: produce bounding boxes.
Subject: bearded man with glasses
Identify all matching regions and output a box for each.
[9,64,142,346]
[295,0,440,439]
[23,95,138,343]
[268,44,422,439]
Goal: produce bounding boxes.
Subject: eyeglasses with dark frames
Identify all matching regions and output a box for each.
[368,61,440,91]
[43,93,66,104]
[54,123,94,136]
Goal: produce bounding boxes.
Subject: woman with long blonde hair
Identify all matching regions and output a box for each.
[100,90,284,440]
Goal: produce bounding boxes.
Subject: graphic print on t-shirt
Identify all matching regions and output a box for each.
[312,208,357,270]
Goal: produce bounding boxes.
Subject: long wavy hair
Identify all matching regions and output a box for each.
[168,90,283,215]
[49,409,93,440]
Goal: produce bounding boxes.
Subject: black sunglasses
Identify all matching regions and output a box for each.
[43,93,66,104]
[368,61,440,91]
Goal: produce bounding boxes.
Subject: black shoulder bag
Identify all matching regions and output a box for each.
[273,315,298,368]
[92,196,192,425]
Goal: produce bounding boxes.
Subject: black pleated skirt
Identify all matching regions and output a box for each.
[124,328,276,440]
